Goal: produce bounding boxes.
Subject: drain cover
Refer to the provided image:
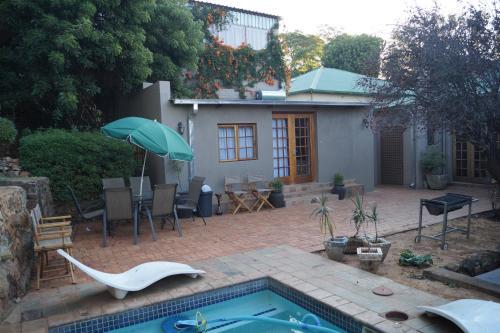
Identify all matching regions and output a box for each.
[372,286,393,296]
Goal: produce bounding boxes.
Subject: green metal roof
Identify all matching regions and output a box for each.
[289,67,380,96]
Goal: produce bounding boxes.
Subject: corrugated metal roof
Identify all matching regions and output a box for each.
[190,1,280,19]
[172,99,369,107]
[289,67,383,96]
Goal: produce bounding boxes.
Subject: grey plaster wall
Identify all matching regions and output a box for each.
[189,105,274,193]
[316,108,375,191]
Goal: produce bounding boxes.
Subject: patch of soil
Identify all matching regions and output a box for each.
[320,216,500,302]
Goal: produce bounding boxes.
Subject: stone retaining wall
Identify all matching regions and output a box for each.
[0,186,33,320]
[0,177,53,215]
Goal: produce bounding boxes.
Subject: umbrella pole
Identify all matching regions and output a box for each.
[140,151,147,198]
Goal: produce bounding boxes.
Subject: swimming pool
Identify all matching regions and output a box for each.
[111,290,345,333]
[49,278,370,333]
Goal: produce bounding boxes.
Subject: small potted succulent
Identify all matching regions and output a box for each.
[331,173,346,200]
[421,145,447,190]
[311,194,348,261]
[344,193,369,254]
[366,204,391,262]
[268,178,285,208]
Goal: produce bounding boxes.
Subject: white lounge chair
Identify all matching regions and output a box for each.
[417,299,500,333]
[57,249,205,299]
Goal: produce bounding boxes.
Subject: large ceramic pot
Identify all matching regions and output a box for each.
[335,184,346,200]
[368,237,391,262]
[344,237,368,254]
[324,236,348,262]
[269,190,286,208]
[357,247,383,272]
[426,174,448,190]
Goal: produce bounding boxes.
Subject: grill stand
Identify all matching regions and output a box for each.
[415,194,474,250]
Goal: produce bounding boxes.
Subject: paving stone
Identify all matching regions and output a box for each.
[336,302,367,315]
[47,312,76,328]
[354,310,386,326]
[321,295,350,307]
[0,323,21,333]
[292,282,318,293]
[374,320,413,333]
[306,289,332,300]
[21,319,47,333]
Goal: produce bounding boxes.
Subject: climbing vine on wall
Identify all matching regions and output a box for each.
[189,3,286,99]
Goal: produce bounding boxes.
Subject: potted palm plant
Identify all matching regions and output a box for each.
[311,194,348,261]
[331,173,346,200]
[344,194,369,254]
[268,178,285,208]
[367,204,391,262]
[421,145,447,190]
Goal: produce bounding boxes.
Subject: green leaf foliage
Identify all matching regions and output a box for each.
[280,31,324,77]
[0,117,16,144]
[365,5,500,182]
[19,129,137,201]
[420,145,446,174]
[0,0,203,128]
[399,249,433,268]
[322,34,384,76]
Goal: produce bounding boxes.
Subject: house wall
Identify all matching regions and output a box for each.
[315,108,375,191]
[189,105,274,193]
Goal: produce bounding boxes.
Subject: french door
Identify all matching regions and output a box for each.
[453,136,489,183]
[272,113,315,184]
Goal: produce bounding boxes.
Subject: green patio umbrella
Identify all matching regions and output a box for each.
[101,117,193,196]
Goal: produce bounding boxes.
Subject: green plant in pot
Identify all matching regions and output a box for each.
[311,194,348,261]
[268,178,285,208]
[421,145,447,190]
[331,173,346,200]
[344,193,369,254]
[366,204,391,262]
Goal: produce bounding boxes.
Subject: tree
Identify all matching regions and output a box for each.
[281,31,324,77]
[365,5,500,182]
[0,0,203,129]
[322,34,384,76]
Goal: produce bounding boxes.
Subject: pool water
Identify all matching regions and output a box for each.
[110,290,346,333]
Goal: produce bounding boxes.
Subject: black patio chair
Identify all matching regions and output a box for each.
[176,176,207,225]
[144,184,182,237]
[66,185,104,240]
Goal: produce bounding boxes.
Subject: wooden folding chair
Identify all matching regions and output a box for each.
[30,210,75,289]
[247,175,275,212]
[32,204,72,229]
[224,176,253,214]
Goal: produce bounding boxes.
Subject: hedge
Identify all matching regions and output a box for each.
[20,129,137,201]
[0,117,16,144]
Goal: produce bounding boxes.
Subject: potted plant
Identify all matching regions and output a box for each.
[366,204,391,262]
[331,173,346,200]
[268,178,285,208]
[311,194,348,261]
[344,194,369,254]
[421,145,447,190]
[357,247,383,272]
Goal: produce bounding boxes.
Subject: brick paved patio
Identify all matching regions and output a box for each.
[64,185,490,285]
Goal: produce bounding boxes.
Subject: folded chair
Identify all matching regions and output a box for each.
[225,176,252,214]
[57,249,205,299]
[66,185,104,239]
[247,175,275,212]
[144,184,182,237]
[176,176,207,225]
[30,210,75,289]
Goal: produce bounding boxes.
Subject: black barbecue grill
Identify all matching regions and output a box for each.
[415,193,477,250]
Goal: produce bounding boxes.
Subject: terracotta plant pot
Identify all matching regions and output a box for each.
[368,237,392,262]
[324,236,348,262]
[344,237,368,254]
[357,247,383,272]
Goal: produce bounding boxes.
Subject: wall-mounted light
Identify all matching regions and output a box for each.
[177,121,185,135]
[362,118,370,129]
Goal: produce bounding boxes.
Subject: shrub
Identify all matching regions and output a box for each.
[332,173,344,185]
[269,178,284,192]
[420,145,446,174]
[20,129,137,201]
[0,117,16,144]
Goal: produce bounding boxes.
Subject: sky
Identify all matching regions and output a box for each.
[198,0,490,39]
